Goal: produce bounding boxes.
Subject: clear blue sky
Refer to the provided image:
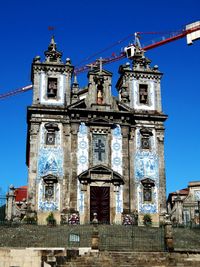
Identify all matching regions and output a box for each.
[0,0,199,196]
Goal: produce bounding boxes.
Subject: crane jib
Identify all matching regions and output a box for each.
[0,21,200,100]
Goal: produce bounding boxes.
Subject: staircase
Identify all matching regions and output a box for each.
[58,251,200,267]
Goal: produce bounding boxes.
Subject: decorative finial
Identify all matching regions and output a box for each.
[74,74,78,84]
[66,58,71,65]
[71,74,79,103]
[48,36,56,51]
[44,36,62,63]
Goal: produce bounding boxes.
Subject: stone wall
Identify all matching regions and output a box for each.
[0,248,66,267]
[1,248,200,267]
[0,248,42,267]
[61,251,200,267]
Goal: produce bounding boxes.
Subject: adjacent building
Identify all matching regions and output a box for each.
[5,185,27,221]
[167,181,200,225]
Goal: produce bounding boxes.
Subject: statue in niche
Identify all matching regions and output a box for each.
[97,85,103,104]
[94,74,104,104]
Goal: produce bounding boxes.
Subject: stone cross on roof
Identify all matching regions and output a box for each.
[96,57,106,73]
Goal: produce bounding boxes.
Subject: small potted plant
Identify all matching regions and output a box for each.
[143,213,152,226]
[46,212,56,226]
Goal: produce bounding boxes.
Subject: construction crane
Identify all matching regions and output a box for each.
[0,21,200,100]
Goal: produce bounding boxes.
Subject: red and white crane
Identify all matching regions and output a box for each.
[0,21,200,100]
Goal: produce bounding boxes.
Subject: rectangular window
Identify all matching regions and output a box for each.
[139,84,148,104]
[47,77,58,98]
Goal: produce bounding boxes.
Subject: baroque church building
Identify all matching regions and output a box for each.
[26,37,167,225]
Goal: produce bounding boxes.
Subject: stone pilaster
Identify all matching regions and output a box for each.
[129,128,136,212]
[70,122,79,210]
[121,126,130,212]
[27,122,40,210]
[62,122,71,211]
[157,127,166,211]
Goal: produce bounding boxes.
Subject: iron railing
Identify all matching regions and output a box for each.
[173,227,200,250]
[0,224,165,251]
[0,223,199,251]
[99,225,164,251]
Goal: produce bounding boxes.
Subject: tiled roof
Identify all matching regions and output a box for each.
[170,188,189,195]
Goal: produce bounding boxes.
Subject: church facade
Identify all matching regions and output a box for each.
[26,37,167,225]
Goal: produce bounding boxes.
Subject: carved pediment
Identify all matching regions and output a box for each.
[90,164,111,173]
[78,165,124,185]
[42,174,58,184]
[45,122,59,132]
[140,128,153,136]
[141,178,155,187]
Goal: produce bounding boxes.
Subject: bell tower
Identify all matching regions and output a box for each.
[116,46,162,112]
[31,36,74,106]
[116,46,167,224]
[27,37,75,224]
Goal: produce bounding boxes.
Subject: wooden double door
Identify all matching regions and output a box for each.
[90,186,110,223]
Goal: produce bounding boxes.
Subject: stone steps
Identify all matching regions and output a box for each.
[59,251,200,267]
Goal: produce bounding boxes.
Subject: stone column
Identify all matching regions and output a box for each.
[6,185,15,221]
[174,194,183,225]
[91,213,99,250]
[164,214,174,252]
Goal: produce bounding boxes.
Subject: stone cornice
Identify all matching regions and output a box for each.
[27,104,167,126]
[31,62,74,79]
[133,71,163,80]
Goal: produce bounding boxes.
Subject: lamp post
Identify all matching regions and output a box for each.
[198,201,200,227]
